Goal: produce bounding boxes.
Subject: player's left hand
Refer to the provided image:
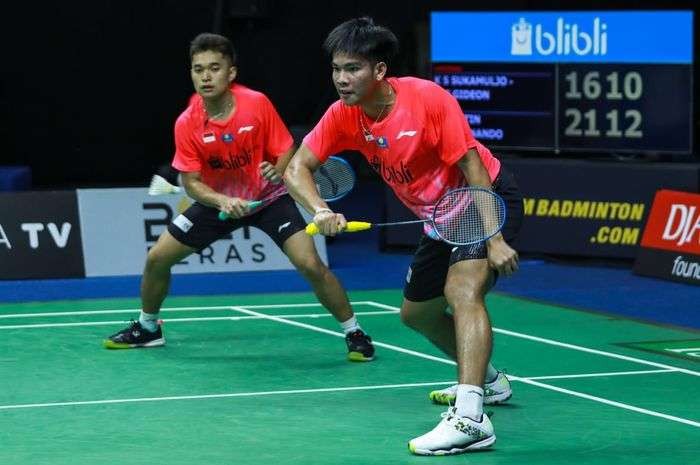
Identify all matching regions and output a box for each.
[486,233,519,276]
[260,161,282,184]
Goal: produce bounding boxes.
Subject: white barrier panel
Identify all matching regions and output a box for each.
[77,188,327,277]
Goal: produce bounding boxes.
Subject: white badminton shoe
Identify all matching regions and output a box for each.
[408,408,495,455]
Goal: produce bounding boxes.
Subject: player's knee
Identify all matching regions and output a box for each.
[400,305,427,329]
[144,246,173,272]
[444,281,482,307]
[294,256,325,279]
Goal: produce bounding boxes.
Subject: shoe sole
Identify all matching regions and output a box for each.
[103,338,166,349]
[408,434,496,456]
[347,351,374,362]
[429,391,512,406]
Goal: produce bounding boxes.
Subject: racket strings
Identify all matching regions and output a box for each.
[314,158,355,201]
[433,189,505,245]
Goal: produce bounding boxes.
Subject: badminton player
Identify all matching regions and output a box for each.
[284,18,523,454]
[104,33,375,362]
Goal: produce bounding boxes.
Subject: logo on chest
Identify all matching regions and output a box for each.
[369,155,414,185]
[207,150,252,170]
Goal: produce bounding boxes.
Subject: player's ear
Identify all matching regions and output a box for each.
[228,66,238,83]
[374,62,387,81]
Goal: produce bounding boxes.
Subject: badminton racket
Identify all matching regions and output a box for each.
[305,187,506,246]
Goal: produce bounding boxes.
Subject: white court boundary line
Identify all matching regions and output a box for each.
[231,304,700,429]
[0,310,399,330]
[0,381,454,411]
[0,301,384,319]
[363,302,700,378]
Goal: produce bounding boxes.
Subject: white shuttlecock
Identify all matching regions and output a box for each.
[148,174,182,195]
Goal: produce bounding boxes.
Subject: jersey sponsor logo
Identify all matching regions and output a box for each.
[207,151,253,170]
[396,130,417,139]
[278,221,291,233]
[238,125,254,134]
[202,132,216,143]
[405,266,412,283]
[369,156,414,185]
[173,214,193,233]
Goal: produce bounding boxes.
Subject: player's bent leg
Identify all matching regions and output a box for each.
[104,231,195,349]
[400,296,454,358]
[282,231,375,361]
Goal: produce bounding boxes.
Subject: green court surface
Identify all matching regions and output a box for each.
[1,289,698,465]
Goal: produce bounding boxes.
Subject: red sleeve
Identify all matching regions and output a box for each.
[302,102,355,163]
[172,116,202,172]
[428,85,478,166]
[260,95,294,160]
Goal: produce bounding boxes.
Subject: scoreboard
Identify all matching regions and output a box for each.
[431,11,693,154]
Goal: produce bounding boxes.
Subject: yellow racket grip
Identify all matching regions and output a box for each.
[305,221,372,235]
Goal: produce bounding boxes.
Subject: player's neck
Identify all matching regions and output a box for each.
[204,90,235,121]
[361,80,394,121]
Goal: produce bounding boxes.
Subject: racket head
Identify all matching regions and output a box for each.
[431,187,507,246]
[314,156,355,202]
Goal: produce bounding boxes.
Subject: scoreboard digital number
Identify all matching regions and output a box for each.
[431,11,693,154]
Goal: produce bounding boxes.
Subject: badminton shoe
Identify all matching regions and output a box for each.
[429,371,512,405]
[345,329,375,361]
[103,320,165,349]
[408,408,495,455]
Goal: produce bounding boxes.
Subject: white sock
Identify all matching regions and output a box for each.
[340,315,361,334]
[455,385,484,421]
[485,363,499,384]
[139,311,159,333]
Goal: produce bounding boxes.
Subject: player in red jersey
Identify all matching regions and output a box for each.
[104,33,374,362]
[284,18,524,455]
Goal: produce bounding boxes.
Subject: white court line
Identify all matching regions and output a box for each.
[362,302,700,378]
[234,304,700,429]
[0,310,399,330]
[0,301,383,319]
[231,306,455,366]
[0,381,454,411]
[517,377,700,428]
[523,369,675,381]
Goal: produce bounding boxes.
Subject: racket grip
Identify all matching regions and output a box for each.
[218,200,264,221]
[305,221,372,235]
[344,221,372,232]
[305,223,320,235]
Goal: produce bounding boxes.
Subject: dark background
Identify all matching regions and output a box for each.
[0,0,697,189]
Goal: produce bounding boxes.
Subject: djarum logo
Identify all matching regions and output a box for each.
[511,17,608,57]
[662,204,700,247]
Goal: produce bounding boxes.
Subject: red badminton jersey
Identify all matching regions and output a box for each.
[172,83,293,206]
[303,76,501,224]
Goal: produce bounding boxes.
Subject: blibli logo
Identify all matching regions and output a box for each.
[511,17,608,57]
[511,18,532,55]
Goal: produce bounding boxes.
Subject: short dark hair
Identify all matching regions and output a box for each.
[189,33,236,66]
[323,17,398,66]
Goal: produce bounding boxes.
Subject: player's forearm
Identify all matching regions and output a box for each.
[285,157,329,215]
[456,148,492,189]
[273,146,296,178]
[457,149,504,244]
[182,175,227,209]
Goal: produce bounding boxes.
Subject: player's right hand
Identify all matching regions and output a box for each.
[219,197,249,219]
[313,209,347,236]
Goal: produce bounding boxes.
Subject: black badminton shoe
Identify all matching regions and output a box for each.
[103,320,165,349]
[345,329,375,362]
